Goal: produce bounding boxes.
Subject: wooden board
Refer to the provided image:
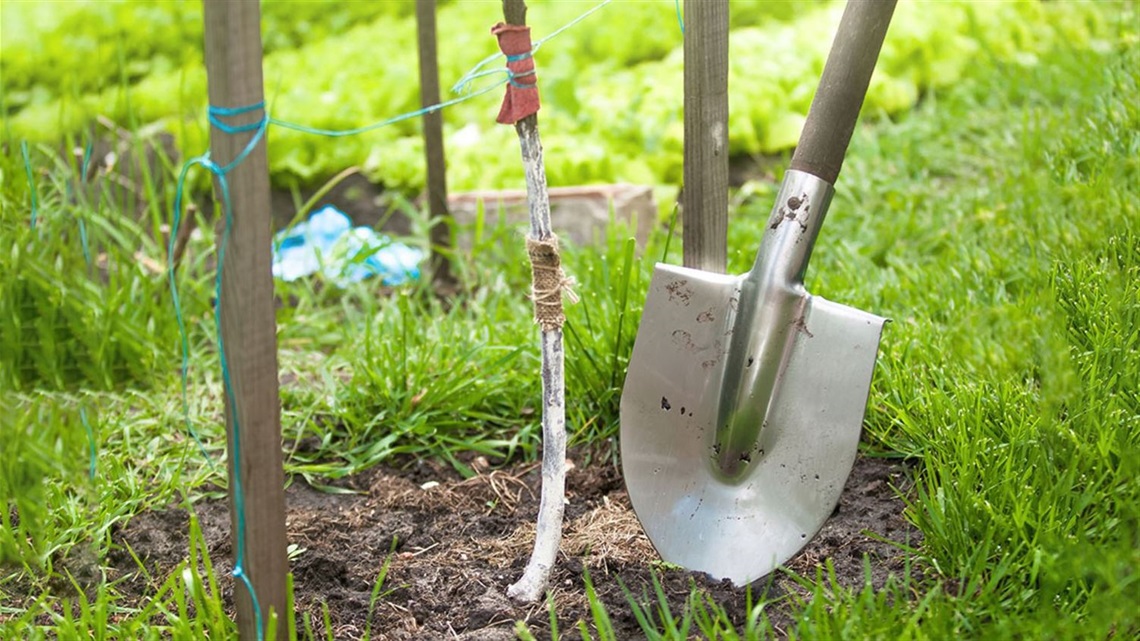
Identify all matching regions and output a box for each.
[201,1,289,638]
[682,0,729,273]
[416,0,453,283]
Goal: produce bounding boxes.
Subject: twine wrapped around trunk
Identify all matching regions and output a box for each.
[526,235,578,332]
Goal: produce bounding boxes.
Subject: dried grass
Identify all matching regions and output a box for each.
[471,492,656,572]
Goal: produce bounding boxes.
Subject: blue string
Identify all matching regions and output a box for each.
[22,142,38,229]
[22,139,92,265]
[211,142,266,641]
[264,83,498,138]
[675,0,684,35]
[508,69,537,90]
[78,141,93,267]
[170,151,265,640]
[209,103,265,134]
[450,0,612,95]
[169,162,222,472]
[167,3,618,638]
[170,105,269,640]
[79,407,96,481]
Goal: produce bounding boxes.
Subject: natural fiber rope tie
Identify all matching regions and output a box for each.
[526,235,578,332]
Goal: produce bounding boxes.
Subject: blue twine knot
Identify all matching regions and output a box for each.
[206,103,270,172]
[504,50,537,89]
[508,69,537,89]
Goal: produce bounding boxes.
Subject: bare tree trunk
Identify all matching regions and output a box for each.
[497,0,572,604]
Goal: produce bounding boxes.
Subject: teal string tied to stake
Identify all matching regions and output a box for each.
[22,141,38,229]
[78,141,94,267]
[169,0,621,466]
[167,3,625,637]
[169,102,271,641]
[79,407,96,481]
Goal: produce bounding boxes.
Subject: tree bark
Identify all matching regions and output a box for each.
[501,0,570,605]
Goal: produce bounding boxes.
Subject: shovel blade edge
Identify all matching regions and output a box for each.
[620,264,886,585]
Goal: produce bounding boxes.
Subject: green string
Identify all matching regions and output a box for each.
[212,151,264,641]
[62,141,95,267]
[268,82,501,138]
[169,159,221,472]
[78,141,94,267]
[79,407,96,481]
[22,142,38,229]
[170,144,265,638]
[167,3,618,638]
[22,139,92,266]
[170,119,268,639]
[451,0,612,95]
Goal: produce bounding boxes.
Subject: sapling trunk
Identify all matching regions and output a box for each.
[499,0,571,604]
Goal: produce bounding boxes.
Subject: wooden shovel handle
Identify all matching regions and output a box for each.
[790,0,897,186]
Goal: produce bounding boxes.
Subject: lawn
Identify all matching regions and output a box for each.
[1,1,1137,639]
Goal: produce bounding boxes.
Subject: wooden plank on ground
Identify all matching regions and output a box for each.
[201,1,288,639]
[682,0,729,273]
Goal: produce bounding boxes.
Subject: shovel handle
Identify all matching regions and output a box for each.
[790,0,897,186]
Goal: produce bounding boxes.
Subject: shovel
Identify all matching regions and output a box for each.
[620,0,897,585]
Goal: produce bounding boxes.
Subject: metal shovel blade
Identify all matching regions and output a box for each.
[620,260,885,585]
[619,0,897,586]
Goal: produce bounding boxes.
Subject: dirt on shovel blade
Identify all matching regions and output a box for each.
[108,448,920,640]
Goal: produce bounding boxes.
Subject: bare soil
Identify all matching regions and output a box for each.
[106,446,920,640]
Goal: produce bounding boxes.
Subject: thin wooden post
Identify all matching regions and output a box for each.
[682,0,729,273]
[202,1,288,639]
[416,0,453,284]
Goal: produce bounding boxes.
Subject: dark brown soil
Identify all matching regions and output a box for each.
[107,450,920,640]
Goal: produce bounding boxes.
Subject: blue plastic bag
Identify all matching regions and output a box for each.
[271,205,423,286]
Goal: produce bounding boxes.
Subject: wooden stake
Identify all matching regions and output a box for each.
[416,0,453,284]
[202,1,288,638]
[682,0,729,273]
[500,0,569,605]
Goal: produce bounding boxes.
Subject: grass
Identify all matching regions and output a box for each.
[2,4,1138,640]
[597,16,1138,640]
[0,139,192,391]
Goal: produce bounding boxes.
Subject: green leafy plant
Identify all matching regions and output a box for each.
[5,0,1115,195]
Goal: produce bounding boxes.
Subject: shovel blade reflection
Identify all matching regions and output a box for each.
[620,264,886,585]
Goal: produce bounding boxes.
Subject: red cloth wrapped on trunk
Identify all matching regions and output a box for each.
[491,23,540,125]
